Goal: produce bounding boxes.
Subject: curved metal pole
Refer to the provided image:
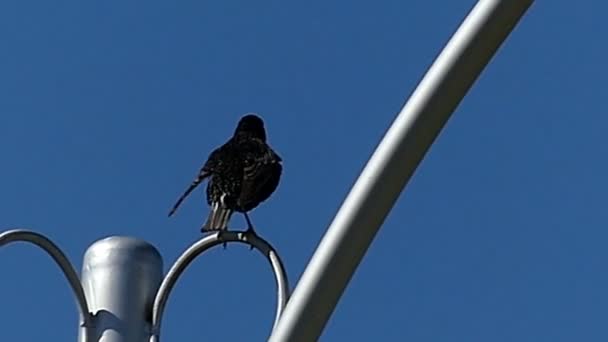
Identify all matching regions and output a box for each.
[0,229,93,342]
[268,1,535,341]
[150,231,289,342]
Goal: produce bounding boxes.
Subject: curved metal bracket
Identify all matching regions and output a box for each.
[0,229,93,341]
[150,231,290,342]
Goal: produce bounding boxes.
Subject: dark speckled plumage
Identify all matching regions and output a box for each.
[168,114,282,233]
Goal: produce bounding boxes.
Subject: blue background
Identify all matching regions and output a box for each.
[1,1,606,341]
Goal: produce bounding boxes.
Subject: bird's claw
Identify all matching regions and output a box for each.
[243,227,257,251]
[217,230,228,250]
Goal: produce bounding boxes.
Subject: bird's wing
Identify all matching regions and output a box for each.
[238,142,282,210]
[242,140,281,179]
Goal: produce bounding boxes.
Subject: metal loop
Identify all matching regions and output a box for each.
[0,229,93,341]
[150,231,290,342]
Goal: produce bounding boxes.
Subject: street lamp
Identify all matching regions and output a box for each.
[1,0,534,340]
[0,229,289,342]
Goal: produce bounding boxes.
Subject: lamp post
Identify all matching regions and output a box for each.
[1,0,534,340]
[0,229,289,342]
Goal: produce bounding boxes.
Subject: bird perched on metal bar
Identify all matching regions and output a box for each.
[168,114,282,236]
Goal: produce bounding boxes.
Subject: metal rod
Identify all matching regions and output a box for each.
[0,229,93,342]
[80,236,163,342]
[268,1,534,341]
[151,231,289,342]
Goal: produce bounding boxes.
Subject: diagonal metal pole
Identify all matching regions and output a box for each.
[268,0,534,341]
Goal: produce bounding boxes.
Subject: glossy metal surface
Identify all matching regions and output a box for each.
[150,231,289,342]
[80,236,163,342]
[0,229,93,342]
[268,1,535,341]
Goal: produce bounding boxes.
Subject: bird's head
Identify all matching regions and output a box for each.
[235,114,266,141]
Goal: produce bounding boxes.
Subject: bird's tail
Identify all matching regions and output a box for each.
[168,171,209,217]
[201,201,233,232]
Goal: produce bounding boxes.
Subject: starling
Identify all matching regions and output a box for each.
[168,114,282,234]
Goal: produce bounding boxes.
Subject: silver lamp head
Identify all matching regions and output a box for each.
[80,236,163,342]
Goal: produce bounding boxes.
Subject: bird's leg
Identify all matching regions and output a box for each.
[219,230,228,250]
[243,213,257,250]
[244,213,256,234]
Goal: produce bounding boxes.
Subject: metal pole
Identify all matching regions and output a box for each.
[79,236,163,342]
[268,0,534,341]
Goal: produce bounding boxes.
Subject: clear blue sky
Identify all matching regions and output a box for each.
[1,1,606,341]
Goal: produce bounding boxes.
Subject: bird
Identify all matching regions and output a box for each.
[168,114,282,236]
